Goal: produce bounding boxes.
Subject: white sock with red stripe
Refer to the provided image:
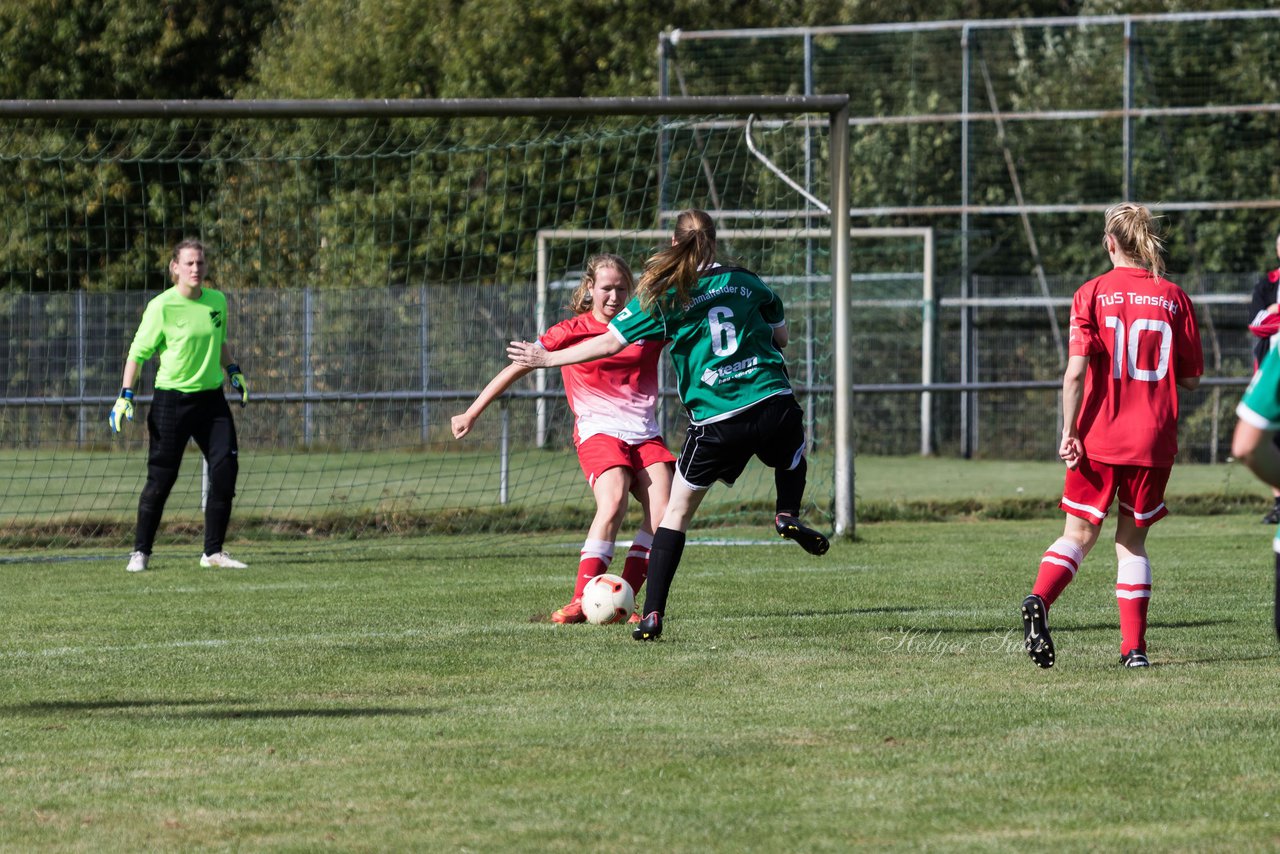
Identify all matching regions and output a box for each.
[1032,537,1083,608]
[572,538,614,599]
[620,529,653,598]
[1116,556,1152,655]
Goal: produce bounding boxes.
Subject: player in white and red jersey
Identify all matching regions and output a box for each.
[452,254,674,624]
[1021,203,1203,670]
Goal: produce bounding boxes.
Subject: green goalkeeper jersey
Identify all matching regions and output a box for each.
[608,265,792,425]
[127,286,229,393]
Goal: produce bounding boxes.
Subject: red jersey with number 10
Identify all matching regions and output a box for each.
[1068,266,1203,467]
[538,312,664,446]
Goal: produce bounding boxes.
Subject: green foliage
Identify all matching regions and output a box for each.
[0,1,279,291]
[0,0,280,99]
[3,3,1279,291]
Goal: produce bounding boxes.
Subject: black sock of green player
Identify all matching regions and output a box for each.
[642,527,686,617]
[774,456,807,517]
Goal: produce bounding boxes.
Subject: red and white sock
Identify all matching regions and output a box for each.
[620,529,654,598]
[1116,556,1152,655]
[1032,537,1084,608]
[572,538,614,599]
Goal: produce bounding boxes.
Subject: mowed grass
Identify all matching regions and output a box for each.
[2,514,1279,850]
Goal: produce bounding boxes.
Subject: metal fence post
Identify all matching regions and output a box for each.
[500,401,510,505]
[1123,17,1135,201]
[420,283,430,443]
[303,286,314,445]
[76,289,86,447]
[960,23,975,459]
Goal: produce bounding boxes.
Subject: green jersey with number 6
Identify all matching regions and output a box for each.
[608,264,792,425]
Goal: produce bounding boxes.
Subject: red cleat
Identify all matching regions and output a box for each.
[627,612,641,624]
[551,598,586,624]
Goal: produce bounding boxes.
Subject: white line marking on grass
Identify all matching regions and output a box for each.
[133,581,353,595]
[694,563,873,578]
[0,554,116,565]
[548,537,788,550]
[2,628,430,660]
[690,538,790,546]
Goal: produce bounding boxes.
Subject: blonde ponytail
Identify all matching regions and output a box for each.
[1104,202,1165,282]
[637,209,718,312]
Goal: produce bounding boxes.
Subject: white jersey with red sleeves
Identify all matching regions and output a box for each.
[538,312,664,446]
[1068,266,1203,467]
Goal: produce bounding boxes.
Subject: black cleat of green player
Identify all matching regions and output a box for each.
[775,514,829,556]
[632,611,663,641]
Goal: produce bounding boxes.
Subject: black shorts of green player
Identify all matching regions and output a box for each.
[676,392,806,498]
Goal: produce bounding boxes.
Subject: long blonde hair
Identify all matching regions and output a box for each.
[1104,202,1165,282]
[636,209,717,312]
[568,253,634,315]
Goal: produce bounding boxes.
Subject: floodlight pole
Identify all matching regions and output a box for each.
[830,103,854,538]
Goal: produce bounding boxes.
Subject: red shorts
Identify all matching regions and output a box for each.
[576,434,675,487]
[1060,457,1171,527]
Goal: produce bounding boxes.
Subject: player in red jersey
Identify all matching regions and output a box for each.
[452,254,674,623]
[1021,203,1203,669]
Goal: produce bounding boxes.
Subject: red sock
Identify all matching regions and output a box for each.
[620,530,654,598]
[572,538,614,599]
[1116,556,1152,655]
[1032,537,1083,608]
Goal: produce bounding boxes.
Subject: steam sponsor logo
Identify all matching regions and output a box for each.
[699,355,759,386]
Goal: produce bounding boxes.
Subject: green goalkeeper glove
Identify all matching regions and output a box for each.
[226,363,248,407]
[109,388,134,434]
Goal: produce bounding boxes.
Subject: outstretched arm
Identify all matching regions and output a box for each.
[1234,420,1280,490]
[507,330,624,369]
[452,362,534,438]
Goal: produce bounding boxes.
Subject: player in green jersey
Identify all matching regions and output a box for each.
[1232,343,1280,641]
[508,209,828,640]
[110,239,250,572]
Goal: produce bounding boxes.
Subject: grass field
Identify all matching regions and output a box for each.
[2,499,1279,849]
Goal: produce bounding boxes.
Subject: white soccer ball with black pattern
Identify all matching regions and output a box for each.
[580,574,635,625]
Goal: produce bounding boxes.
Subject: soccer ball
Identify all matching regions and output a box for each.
[580,574,635,625]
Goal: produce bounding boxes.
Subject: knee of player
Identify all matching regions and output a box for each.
[207,456,239,485]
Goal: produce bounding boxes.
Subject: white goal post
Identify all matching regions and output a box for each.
[537,225,933,536]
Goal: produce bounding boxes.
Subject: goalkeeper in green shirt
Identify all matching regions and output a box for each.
[508,209,829,640]
[109,239,249,572]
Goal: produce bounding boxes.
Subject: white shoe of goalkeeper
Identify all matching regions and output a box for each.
[126,551,149,572]
[200,551,248,569]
